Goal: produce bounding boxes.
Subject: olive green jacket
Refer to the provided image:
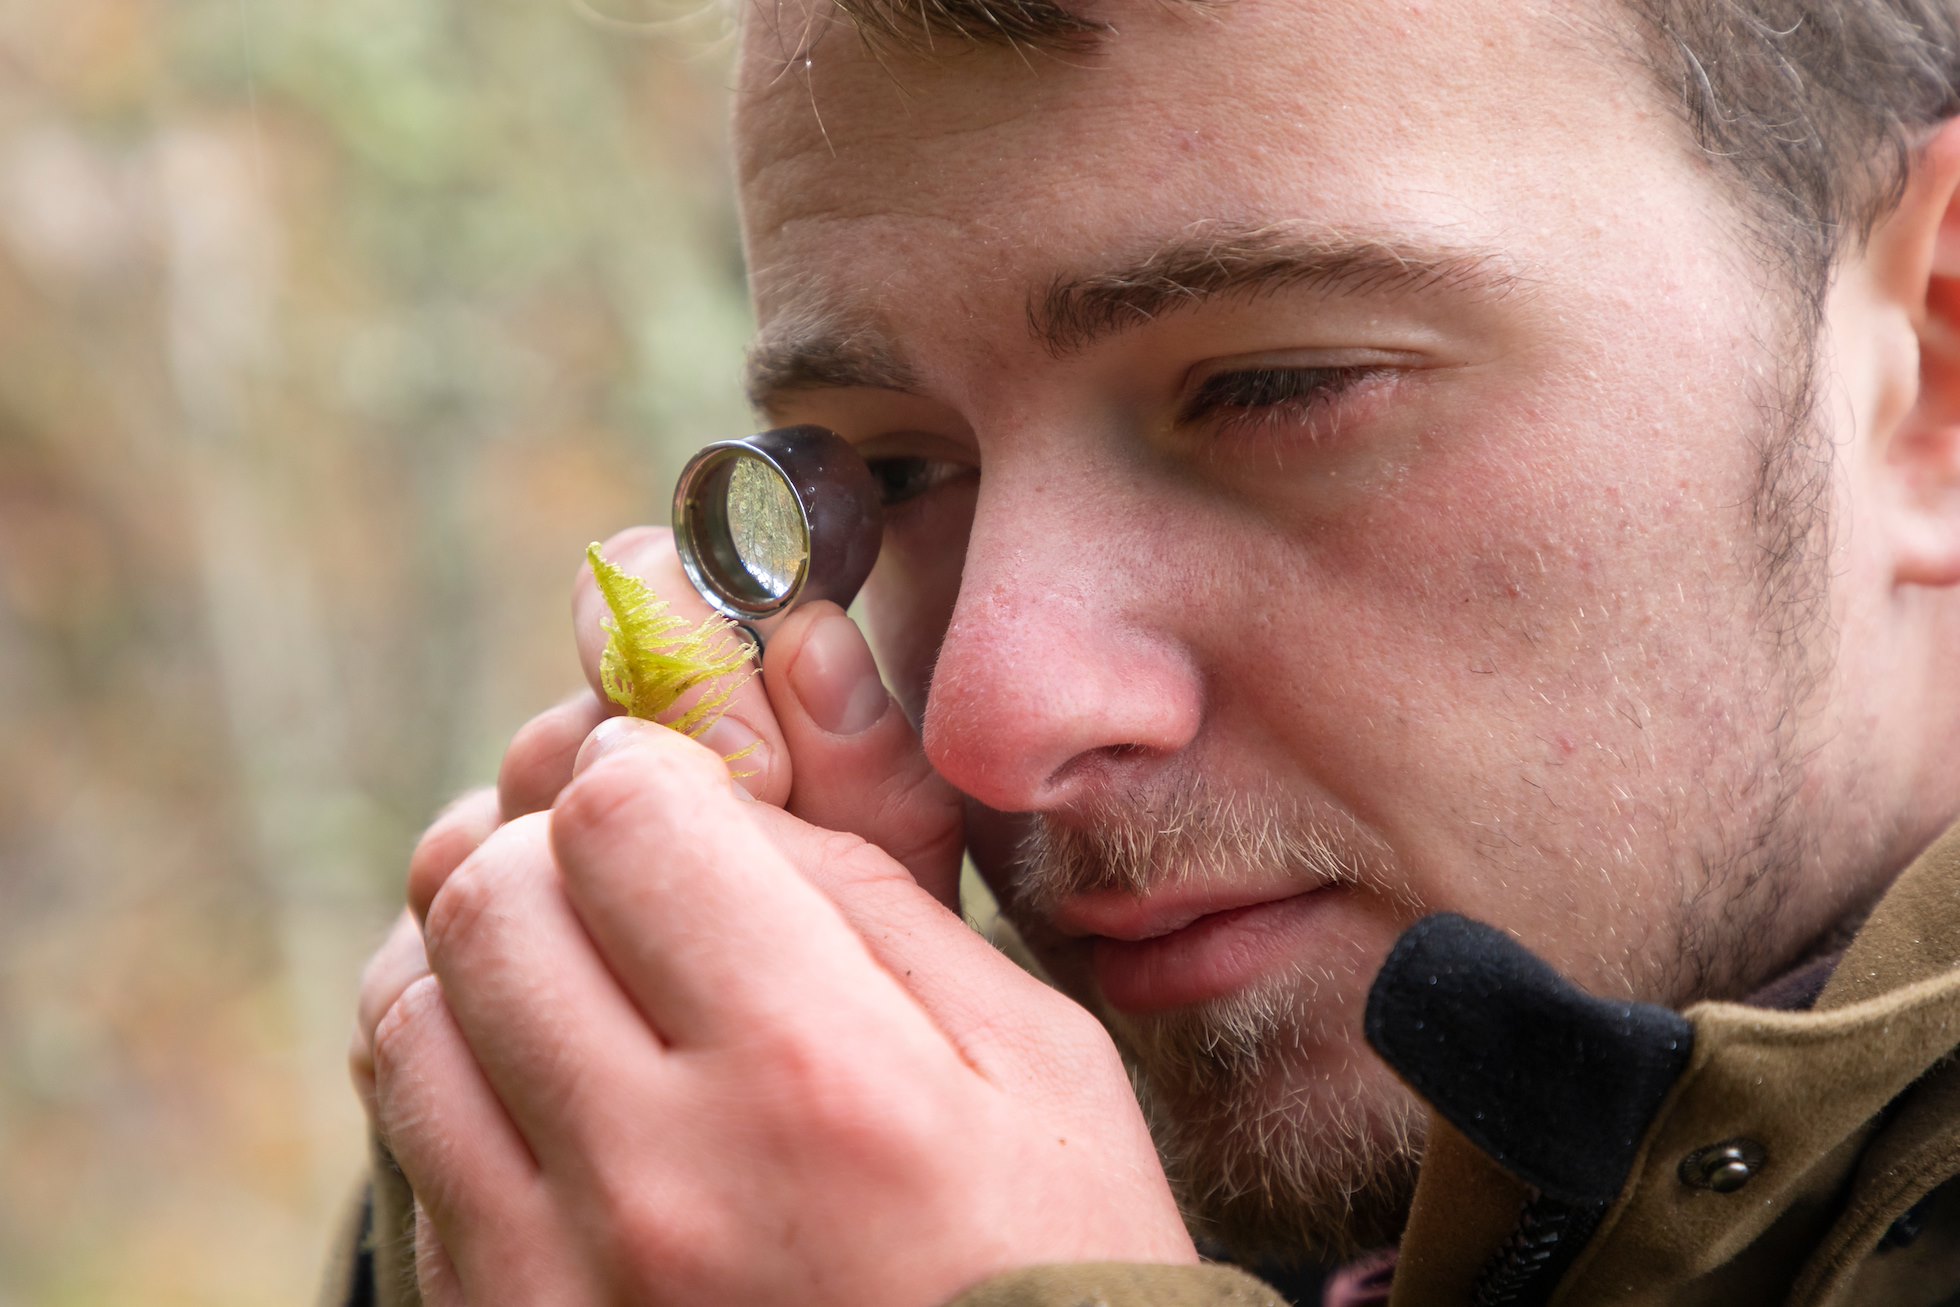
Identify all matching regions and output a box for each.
[324,824,1960,1307]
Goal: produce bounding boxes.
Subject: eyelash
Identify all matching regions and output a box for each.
[1178,366,1380,432]
[865,456,968,509]
[863,366,1379,508]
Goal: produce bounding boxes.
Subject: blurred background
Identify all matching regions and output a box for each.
[0,1,755,1300]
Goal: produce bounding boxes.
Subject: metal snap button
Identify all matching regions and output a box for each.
[1679,1139,1766,1193]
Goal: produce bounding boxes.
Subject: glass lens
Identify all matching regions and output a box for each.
[725,454,807,599]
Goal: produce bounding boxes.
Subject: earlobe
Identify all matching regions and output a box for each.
[1887,439,1960,588]
[1872,120,1960,588]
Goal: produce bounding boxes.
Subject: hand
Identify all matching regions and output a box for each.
[350,522,964,1121]
[353,527,1197,1306]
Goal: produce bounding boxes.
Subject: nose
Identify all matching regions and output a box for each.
[920,473,1204,814]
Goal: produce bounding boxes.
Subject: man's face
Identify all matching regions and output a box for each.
[732,0,1889,1257]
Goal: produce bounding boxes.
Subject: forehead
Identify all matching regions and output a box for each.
[734,0,1668,339]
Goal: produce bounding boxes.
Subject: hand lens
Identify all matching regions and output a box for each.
[672,425,883,641]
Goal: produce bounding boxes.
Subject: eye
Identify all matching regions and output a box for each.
[1178,366,1382,429]
[865,454,969,508]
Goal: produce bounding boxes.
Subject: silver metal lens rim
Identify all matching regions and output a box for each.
[673,439,814,623]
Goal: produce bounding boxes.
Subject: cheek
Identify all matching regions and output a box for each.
[1205,376,1783,889]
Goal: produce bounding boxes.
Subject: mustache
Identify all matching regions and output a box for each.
[1007,777,1398,919]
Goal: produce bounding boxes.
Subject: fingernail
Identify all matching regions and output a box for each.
[790,611,888,737]
[699,716,765,799]
[574,715,649,774]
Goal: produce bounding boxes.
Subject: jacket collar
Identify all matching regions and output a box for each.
[1372,822,1960,1307]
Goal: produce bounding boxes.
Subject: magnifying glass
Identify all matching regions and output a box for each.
[672,425,883,644]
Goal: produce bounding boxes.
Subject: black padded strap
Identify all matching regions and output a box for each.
[1364,913,1694,1205]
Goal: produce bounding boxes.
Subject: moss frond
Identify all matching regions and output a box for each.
[587,543,756,741]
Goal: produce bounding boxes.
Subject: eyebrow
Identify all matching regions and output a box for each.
[1033,223,1523,356]
[745,222,1522,409]
[745,311,923,411]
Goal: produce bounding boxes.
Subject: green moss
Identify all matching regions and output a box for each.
[587,543,755,747]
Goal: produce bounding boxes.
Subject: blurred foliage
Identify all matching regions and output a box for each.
[0,0,754,1300]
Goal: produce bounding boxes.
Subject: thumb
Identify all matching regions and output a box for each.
[764,603,966,908]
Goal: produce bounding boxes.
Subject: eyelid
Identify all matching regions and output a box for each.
[849,428,979,511]
[1181,348,1425,393]
[863,451,976,510]
[1177,363,1390,428]
[848,424,976,464]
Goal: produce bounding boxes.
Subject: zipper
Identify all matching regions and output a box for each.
[1470,1193,1608,1307]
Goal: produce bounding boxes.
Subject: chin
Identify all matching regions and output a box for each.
[1101,972,1424,1264]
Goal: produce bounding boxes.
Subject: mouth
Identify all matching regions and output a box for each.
[1053,884,1345,1016]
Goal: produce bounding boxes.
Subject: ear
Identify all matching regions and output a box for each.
[1865,118,1960,588]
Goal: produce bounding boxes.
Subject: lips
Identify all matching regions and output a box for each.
[1052,882,1311,941]
[1054,883,1346,1015]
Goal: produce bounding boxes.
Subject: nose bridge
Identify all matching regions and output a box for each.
[921,451,1202,813]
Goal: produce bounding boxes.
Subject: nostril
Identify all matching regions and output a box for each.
[1043,740,1176,799]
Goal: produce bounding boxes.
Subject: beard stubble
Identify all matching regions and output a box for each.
[1008,783,1426,1263]
[989,338,1835,1266]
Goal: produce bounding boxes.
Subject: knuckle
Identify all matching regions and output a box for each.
[970,975,1102,1058]
[553,758,644,844]
[421,855,496,962]
[806,828,900,891]
[876,760,946,833]
[760,1027,936,1160]
[728,727,787,805]
[879,804,964,880]
[556,741,723,844]
[497,709,571,816]
[602,1180,722,1294]
[356,919,428,1032]
[355,940,398,1008]
[421,813,549,961]
[1043,992,1122,1060]
[370,974,444,1088]
[807,757,958,883]
[347,1021,377,1099]
[967,993,1120,1096]
[407,789,497,917]
[1050,1003,1128,1073]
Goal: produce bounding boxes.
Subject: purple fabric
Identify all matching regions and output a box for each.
[1743,948,1844,1012]
[1319,1247,1396,1307]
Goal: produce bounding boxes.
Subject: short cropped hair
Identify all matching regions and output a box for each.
[1627,2,1960,313]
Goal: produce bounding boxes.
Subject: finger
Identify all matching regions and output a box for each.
[498,692,613,819]
[408,787,501,925]
[553,721,933,1048]
[764,602,966,908]
[574,525,788,805]
[421,811,668,1163]
[413,1205,465,1307]
[351,910,432,1121]
[370,976,542,1272]
[746,802,1086,1086]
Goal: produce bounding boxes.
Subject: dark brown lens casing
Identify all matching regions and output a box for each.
[672,425,883,629]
